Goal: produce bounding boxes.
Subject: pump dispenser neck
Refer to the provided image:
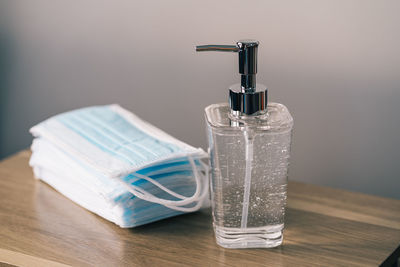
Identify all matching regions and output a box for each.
[237,40,258,91]
[196,39,267,116]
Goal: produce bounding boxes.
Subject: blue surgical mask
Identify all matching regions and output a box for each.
[29,104,209,227]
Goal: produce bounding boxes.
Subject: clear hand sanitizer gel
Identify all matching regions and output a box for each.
[197,40,293,248]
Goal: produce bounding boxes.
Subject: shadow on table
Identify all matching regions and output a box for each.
[128,209,212,238]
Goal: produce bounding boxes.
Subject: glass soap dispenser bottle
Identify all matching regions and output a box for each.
[196,40,293,249]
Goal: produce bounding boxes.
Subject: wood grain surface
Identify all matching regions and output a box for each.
[0,150,399,266]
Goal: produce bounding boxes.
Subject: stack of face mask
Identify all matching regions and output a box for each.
[29,104,209,227]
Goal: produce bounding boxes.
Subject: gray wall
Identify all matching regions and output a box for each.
[1,0,399,199]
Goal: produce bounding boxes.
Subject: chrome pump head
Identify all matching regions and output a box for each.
[196,39,267,115]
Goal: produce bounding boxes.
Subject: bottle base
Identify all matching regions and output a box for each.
[214,224,283,249]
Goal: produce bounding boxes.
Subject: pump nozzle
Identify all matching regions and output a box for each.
[196,45,239,52]
[196,39,267,115]
[196,40,259,91]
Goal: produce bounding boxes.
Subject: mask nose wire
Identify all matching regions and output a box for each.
[117,156,209,212]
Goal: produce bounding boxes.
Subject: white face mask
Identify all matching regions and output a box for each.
[30,104,209,227]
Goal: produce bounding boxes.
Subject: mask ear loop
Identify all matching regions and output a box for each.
[127,169,196,200]
[130,157,203,205]
[119,157,207,212]
[118,157,209,212]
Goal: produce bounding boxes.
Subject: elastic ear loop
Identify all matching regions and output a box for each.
[119,157,207,212]
[119,157,209,212]
[128,157,203,204]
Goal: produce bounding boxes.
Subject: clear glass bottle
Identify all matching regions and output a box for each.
[205,102,293,248]
[197,40,293,248]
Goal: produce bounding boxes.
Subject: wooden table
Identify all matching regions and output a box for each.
[0,151,399,266]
